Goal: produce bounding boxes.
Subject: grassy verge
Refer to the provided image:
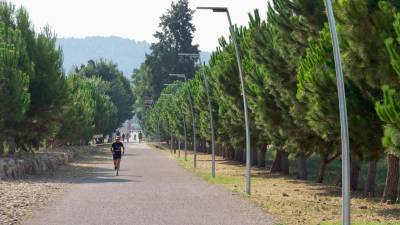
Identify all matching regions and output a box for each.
[155,147,400,225]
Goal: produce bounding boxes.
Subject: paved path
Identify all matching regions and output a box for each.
[23,143,275,225]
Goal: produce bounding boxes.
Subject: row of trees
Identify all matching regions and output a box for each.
[136,0,400,203]
[131,0,199,127]
[0,2,133,153]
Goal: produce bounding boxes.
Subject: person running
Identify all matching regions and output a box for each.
[138,132,143,143]
[111,136,125,176]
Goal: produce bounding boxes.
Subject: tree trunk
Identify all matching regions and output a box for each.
[297,155,308,180]
[281,151,289,175]
[222,143,225,157]
[217,143,222,156]
[382,154,399,203]
[317,157,328,183]
[317,152,340,183]
[230,146,235,160]
[251,146,257,166]
[225,144,231,159]
[257,143,267,167]
[364,159,377,197]
[7,136,16,156]
[270,150,282,173]
[350,158,361,191]
[0,140,4,156]
[234,148,241,162]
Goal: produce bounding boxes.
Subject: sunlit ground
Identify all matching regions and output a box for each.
[153,145,400,225]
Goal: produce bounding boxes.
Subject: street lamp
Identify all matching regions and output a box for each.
[324,0,351,224]
[196,6,251,195]
[164,84,188,161]
[144,99,160,147]
[161,93,174,152]
[169,73,197,168]
[178,52,216,178]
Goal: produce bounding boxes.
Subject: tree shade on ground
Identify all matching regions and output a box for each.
[142,0,400,203]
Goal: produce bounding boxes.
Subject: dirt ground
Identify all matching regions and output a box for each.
[163,148,400,225]
[0,145,111,225]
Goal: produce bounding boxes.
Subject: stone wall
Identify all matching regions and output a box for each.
[0,146,93,180]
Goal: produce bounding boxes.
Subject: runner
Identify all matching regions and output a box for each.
[138,132,143,143]
[110,136,125,176]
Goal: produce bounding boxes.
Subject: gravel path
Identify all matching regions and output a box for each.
[23,143,276,225]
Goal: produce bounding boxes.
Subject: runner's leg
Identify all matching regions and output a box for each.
[117,159,121,169]
[116,159,121,176]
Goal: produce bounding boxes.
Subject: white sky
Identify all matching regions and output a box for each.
[9,0,268,51]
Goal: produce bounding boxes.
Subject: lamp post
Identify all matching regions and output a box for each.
[196,6,251,194]
[161,92,174,152]
[144,99,160,147]
[169,74,197,168]
[324,0,351,224]
[178,52,216,177]
[164,84,188,161]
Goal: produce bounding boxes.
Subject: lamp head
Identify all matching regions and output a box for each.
[196,6,228,13]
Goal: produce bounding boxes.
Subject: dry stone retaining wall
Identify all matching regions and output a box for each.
[0,146,93,180]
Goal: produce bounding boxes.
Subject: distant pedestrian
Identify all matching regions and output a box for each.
[138,132,143,143]
[122,133,125,142]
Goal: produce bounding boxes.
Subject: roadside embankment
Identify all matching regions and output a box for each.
[0,146,95,180]
[0,145,110,225]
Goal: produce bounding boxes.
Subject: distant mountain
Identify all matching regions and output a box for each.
[57,36,151,78]
[57,36,211,79]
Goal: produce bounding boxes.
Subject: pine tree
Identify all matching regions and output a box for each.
[0,19,30,154]
[133,0,198,116]
[335,0,399,197]
[376,12,400,202]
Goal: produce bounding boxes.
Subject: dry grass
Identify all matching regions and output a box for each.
[158,147,400,225]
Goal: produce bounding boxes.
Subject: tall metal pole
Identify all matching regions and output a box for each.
[198,57,216,178]
[184,75,197,169]
[157,109,161,148]
[226,11,251,195]
[196,6,251,194]
[180,104,188,161]
[179,53,216,177]
[324,1,351,224]
[164,83,189,161]
[170,125,173,152]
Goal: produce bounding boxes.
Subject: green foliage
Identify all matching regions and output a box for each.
[76,59,134,126]
[0,2,68,150]
[0,20,30,138]
[0,2,132,151]
[376,12,400,157]
[57,75,118,143]
[132,0,198,123]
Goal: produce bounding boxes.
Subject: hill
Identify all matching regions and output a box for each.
[57,36,151,77]
[57,36,211,78]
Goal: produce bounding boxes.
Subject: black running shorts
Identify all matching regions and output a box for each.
[113,151,122,160]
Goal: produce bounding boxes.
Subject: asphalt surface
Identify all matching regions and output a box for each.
[23,143,276,225]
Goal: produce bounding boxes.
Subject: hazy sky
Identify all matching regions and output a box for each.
[9,0,269,51]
